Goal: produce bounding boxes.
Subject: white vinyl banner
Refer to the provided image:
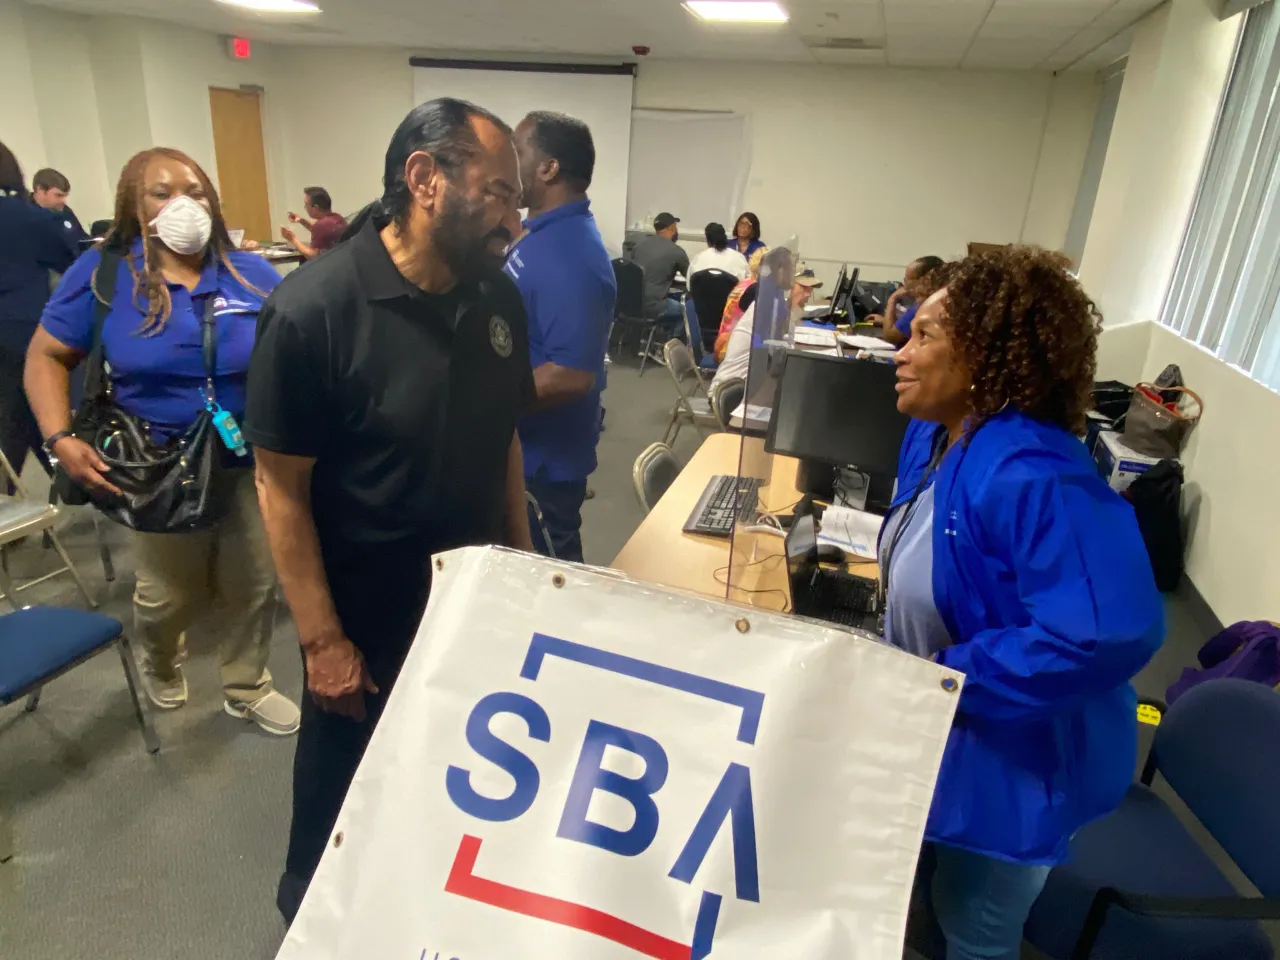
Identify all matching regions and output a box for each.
[276,547,962,960]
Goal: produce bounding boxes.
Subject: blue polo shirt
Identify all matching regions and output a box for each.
[894,303,919,340]
[504,199,616,482]
[40,239,279,441]
[0,192,80,355]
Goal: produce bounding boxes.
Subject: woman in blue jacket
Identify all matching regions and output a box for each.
[883,246,1163,960]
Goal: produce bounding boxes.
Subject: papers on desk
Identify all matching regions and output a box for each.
[729,402,772,426]
[817,504,884,560]
[793,327,839,348]
[838,333,896,354]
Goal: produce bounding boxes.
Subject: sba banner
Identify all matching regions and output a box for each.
[276,547,961,960]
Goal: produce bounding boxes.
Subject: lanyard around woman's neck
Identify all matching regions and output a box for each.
[878,426,949,611]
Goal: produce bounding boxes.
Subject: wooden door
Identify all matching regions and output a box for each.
[208,87,271,242]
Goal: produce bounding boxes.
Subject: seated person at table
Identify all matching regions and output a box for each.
[714,246,768,362]
[712,255,820,387]
[281,186,348,259]
[731,211,765,259]
[688,222,748,280]
[629,211,688,323]
[869,255,944,347]
[885,246,1162,960]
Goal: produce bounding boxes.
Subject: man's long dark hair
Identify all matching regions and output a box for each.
[342,97,511,241]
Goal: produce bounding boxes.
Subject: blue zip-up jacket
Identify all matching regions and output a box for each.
[890,410,1164,864]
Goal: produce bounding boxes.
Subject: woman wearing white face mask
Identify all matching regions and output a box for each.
[25,147,300,736]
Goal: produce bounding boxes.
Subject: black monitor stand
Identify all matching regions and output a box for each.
[796,459,894,515]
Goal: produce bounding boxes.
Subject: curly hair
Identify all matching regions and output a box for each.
[944,246,1100,436]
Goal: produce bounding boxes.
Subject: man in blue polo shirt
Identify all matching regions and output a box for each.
[505,111,616,563]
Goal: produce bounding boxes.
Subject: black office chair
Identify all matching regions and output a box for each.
[1025,678,1280,960]
[88,219,112,238]
[689,269,738,354]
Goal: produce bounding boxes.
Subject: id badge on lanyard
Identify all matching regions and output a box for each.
[201,295,248,457]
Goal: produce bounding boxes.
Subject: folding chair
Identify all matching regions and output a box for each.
[0,606,159,862]
[661,339,721,447]
[632,442,680,514]
[708,376,746,431]
[681,295,717,395]
[0,449,95,609]
[524,490,556,560]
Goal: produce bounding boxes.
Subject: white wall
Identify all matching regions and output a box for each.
[1141,327,1279,624]
[1080,0,1239,328]
[4,6,1099,278]
[634,62,1099,284]
[21,3,114,223]
[1088,0,1277,624]
[1022,74,1103,254]
[136,18,279,207]
[87,16,153,214]
[0,0,49,179]
[267,45,414,223]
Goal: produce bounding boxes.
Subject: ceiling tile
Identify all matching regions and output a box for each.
[963,36,1063,69]
[1062,24,1133,71]
[985,0,1112,30]
[26,0,1156,68]
[811,46,890,63]
[789,0,885,41]
[884,0,992,30]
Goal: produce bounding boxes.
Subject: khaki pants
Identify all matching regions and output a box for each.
[133,467,277,704]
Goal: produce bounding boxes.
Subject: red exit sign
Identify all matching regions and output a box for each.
[226,36,251,60]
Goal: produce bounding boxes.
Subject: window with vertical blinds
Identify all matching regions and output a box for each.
[1161,1,1280,391]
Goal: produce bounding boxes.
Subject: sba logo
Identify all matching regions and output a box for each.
[444,633,763,959]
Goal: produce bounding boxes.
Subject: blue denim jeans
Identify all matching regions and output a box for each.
[931,843,1052,960]
[659,295,683,322]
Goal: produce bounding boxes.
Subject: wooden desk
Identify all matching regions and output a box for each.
[612,433,879,612]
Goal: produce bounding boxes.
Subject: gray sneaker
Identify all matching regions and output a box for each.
[140,662,188,710]
[224,690,300,737]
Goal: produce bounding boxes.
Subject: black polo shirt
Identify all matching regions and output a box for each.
[243,217,533,561]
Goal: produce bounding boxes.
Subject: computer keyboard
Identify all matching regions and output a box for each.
[683,474,763,537]
[795,567,880,629]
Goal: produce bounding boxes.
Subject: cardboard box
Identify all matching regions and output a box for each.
[1094,430,1168,492]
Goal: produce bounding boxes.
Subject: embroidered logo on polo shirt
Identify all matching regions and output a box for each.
[489,315,513,358]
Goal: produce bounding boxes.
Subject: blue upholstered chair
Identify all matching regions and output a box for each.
[0,607,158,757]
[1025,678,1280,959]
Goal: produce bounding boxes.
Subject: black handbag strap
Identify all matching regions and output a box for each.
[87,249,219,403]
[84,248,121,399]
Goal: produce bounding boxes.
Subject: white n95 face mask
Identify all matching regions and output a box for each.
[151,195,213,255]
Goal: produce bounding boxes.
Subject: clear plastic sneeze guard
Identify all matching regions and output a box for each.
[725,237,801,611]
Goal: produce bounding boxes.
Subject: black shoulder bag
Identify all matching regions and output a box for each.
[53,249,228,533]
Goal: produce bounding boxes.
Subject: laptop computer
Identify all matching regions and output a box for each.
[784,514,881,631]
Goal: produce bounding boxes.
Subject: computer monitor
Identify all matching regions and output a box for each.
[827,264,848,316]
[837,267,860,316]
[765,351,910,510]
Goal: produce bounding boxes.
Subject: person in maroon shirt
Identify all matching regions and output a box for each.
[281,186,347,259]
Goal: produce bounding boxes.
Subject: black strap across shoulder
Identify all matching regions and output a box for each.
[87,248,218,401]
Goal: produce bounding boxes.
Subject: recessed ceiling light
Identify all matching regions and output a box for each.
[213,0,321,12]
[683,1,789,23]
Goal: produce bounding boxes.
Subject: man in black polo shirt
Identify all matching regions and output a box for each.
[242,98,534,921]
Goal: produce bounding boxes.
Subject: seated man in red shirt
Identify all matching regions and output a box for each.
[281,186,347,259]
